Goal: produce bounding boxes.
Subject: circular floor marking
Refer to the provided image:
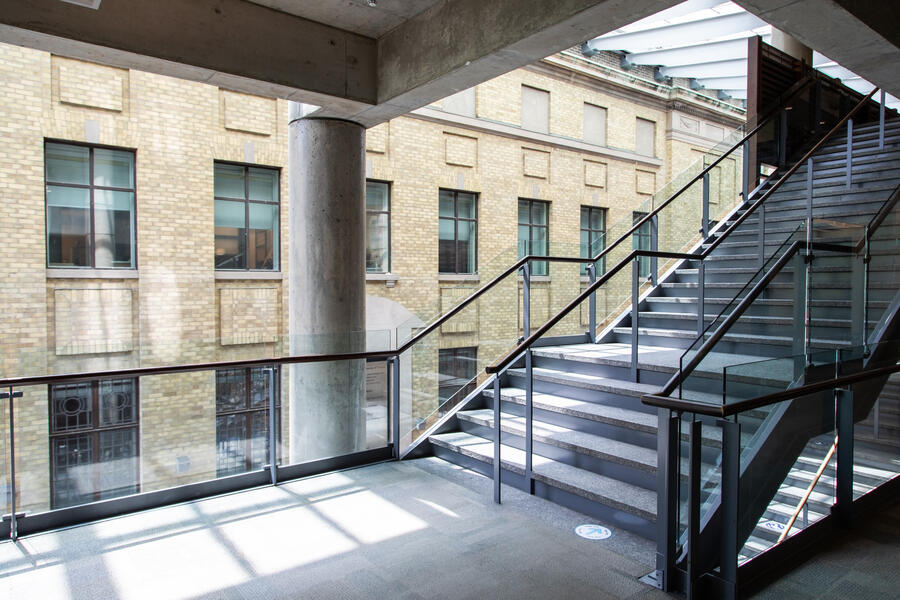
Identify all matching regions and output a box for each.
[575,524,612,540]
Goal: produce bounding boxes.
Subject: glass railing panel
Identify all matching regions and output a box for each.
[542,242,591,340]
[401,243,522,344]
[737,397,837,563]
[866,200,900,339]
[807,219,864,350]
[849,342,900,499]
[4,330,397,519]
[723,348,836,407]
[677,414,724,546]
[402,266,520,451]
[678,221,806,403]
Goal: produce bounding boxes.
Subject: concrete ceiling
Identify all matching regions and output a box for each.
[734,0,900,102]
[1,0,898,127]
[247,0,442,39]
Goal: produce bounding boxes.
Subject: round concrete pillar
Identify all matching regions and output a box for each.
[288,110,366,463]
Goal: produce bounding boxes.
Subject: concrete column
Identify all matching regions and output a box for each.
[288,104,366,463]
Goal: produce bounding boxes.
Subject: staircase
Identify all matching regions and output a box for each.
[425,118,900,544]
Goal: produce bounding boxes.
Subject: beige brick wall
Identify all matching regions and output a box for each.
[0,42,742,513]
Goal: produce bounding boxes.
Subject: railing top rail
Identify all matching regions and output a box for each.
[642,361,900,417]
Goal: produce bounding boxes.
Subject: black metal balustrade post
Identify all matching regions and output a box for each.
[268,367,278,485]
[2,387,22,541]
[686,418,702,600]
[631,257,640,383]
[720,419,741,600]
[587,263,597,343]
[392,356,401,459]
[493,375,501,504]
[836,388,854,525]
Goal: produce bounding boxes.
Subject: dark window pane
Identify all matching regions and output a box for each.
[51,383,92,432]
[51,434,94,509]
[366,181,389,212]
[439,190,455,217]
[98,429,138,500]
[93,148,134,188]
[99,379,136,426]
[366,212,389,273]
[214,199,246,269]
[216,413,247,477]
[457,220,476,274]
[248,168,278,202]
[248,202,277,269]
[93,190,135,268]
[47,186,91,267]
[438,218,456,273]
[457,193,476,219]
[518,199,529,224]
[249,368,270,408]
[46,143,89,185]
[214,163,245,198]
[216,369,246,412]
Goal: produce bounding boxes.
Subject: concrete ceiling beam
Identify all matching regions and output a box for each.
[0,0,377,114]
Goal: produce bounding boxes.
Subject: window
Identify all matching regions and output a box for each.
[438,347,478,403]
[633,211,652,279]
[521,85,550,133]
[215,367,280,477]
[580,206,606,275]
[439,189,478,274]
[366,181,391,273]
[583,103,607,146]
[518,198,549,276]
[45,141,136,269]
[49,378,139,509]
[635,118,656,157]
[443,87,476,117]
[214,163,279,270]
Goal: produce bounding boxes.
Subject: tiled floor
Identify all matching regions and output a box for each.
[3,456,896,599]
[0,458,667,600]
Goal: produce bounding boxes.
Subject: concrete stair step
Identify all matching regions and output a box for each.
[458,408,658,473]
[612,326,849,350]
[484,386,657,433]
[429,430,657,522]
[508,366,660,399]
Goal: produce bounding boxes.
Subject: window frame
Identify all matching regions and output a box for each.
[580,205,607,276]
[48,377,140,509]
[213,160,281,272]
[44,139,138,270]
[365,179,392,274]
[438,188,479,275]
[517,198,550,276]
[215,366,281,477]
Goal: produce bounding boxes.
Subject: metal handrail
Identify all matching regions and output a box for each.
[642,361,900,418]
[486,88,880,376]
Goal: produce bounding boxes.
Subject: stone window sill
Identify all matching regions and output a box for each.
[215,271,283,280]
[366,273,399,288]
[47,268,139,279]
[437,274,480,282]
